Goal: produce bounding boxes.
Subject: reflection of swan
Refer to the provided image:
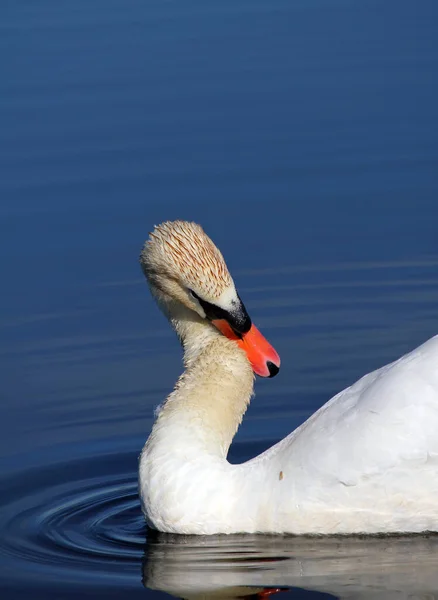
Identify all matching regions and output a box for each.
[143,532,438,599]
[138,221,438,535]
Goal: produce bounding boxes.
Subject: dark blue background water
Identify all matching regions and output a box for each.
[1,1,438,598]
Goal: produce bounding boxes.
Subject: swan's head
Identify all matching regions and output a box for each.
[140,221,280,378]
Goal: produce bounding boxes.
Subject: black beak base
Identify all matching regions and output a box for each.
[190,290,251,336]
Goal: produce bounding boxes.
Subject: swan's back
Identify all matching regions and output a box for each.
[245,335,438,533]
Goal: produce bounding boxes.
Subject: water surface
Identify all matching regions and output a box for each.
[1,1,438,598]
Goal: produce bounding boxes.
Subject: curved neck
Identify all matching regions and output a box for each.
[151,300,255,458]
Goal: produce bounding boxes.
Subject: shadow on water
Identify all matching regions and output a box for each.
[1,444,438,599]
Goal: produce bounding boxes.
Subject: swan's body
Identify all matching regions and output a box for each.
[139,221,438,535]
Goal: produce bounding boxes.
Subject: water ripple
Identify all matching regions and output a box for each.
[0,449,145,586]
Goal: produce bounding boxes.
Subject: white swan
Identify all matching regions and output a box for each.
[139,220,438,535]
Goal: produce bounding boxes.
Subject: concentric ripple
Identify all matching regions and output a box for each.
[0,445,146,588]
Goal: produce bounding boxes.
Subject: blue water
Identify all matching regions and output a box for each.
[1,1,438,598]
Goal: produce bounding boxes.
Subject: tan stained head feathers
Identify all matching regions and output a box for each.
[140,221,236,310]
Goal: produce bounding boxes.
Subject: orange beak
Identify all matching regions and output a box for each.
[212,319,280,378]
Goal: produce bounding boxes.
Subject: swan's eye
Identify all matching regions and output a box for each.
[189,289,200,302]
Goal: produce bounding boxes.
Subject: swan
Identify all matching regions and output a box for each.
[138,220,438,535]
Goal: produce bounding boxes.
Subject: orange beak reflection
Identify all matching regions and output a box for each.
[212,319,280,378]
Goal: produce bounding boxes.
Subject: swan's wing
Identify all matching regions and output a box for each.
[246,335,438,521]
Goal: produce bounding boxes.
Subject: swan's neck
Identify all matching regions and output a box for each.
[150,300,254,458]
